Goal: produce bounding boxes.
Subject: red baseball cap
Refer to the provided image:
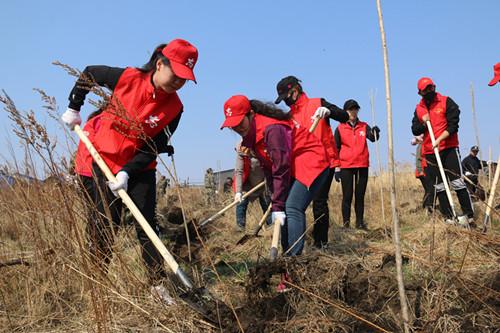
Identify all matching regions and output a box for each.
[220,95,251,129]
[488,62,500,86]
[417,77,435,91]
[162,39,198,83]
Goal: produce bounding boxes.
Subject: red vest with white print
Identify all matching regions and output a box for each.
[254,113,329,188]
[290,94,340,168]
[415,93,459,155]
[92,68,183,174]
[75,114,102,177]
[337,120,370,168]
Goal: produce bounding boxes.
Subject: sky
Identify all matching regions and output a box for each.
[1,1,499,183]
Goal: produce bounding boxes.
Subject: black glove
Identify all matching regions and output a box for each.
[372,126,380,140]
[334,169,342,182]
[164,145,174,156]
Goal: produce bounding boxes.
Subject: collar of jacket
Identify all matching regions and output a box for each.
[290,92,309,112]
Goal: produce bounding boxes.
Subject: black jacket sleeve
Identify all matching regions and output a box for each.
[120,111,183,175]
[445,97,460,135]
[321,98,349,123]
[68,66,125,111]
[411,109,426,136]
[334,127,341,152]
[366,125,377,142]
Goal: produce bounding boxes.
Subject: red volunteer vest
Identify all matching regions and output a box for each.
[337,120,370,168]
[92,68,183,174]
[290,94,340,168]
[415,93,459,155]
[254,114,328,188]
[75,114,102,177]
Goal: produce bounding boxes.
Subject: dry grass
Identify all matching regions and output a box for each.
[0,91,499,332]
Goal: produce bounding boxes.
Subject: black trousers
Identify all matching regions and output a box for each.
[340,168,369,226]
[79,167,166,284]
[425,148,474,218]
[312,167,335,246]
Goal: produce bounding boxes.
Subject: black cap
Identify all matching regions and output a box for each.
[275,76,300,104]
[343,99,360,110]
[471,145,479,151]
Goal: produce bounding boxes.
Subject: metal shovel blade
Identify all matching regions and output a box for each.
[179,287,232,325]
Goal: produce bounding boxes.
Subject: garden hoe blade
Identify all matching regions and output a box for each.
[236,203,272,246]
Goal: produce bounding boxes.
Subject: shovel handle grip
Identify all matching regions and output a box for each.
[270,218,282,261]
[309,117,321,133]
[73,125,193,289]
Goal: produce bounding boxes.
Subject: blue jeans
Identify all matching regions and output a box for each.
[282,168,329,256]
[236,194,271,227]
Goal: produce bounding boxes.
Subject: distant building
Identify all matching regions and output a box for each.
[212,168,234,192]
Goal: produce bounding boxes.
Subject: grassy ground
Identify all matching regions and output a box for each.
[0,169,498,332]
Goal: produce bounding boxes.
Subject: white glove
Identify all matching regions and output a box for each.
[61,108,82,129]
[107,171,129,197]
[464,171,472,176]
[311,106,330,121]
[234,192,243,203]
[272,211,286,226]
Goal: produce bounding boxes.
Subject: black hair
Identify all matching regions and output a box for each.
[87,108,103,121]
[138,44,171,73]
[250,100,291,120]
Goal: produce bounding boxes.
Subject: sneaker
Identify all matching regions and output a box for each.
[235,224,245,233]
[151,285,176,306]
[444,218,456,225]
[457,215,470,228]
[276,273,291,293]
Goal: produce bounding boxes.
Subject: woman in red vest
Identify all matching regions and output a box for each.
[274,75,348,249]
[61,39,198,297]
[221,95,329,278]
[411,77,474,226]
[334,99,380,229]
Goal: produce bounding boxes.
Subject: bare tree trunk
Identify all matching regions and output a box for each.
[470,83,483,163]
[370,90,387,233]
[375,1,411,331]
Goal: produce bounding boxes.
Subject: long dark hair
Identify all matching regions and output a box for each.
[138,44,171,73]
[250,100,291,120]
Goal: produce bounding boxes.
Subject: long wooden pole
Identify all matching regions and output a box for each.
[483,155,500,232]
[375,1,411,331]
[470,83,483,163]
[370,90,387,231]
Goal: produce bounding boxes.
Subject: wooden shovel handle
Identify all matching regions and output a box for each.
[309,116,321,133]
[200,181,265,227]
[269,217,282,261]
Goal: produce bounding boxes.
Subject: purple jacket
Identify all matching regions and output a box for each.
[242,119,292,212]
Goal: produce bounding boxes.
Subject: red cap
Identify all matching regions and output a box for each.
[220,95,251,129]
[488,63,500,87]
[162,39,198,82]
[417,77,435,91]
